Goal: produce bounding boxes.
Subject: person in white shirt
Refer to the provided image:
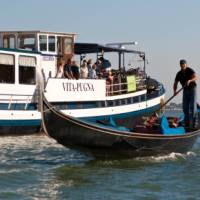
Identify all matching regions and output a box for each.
[80,60,88,79]
[88,64,97,79]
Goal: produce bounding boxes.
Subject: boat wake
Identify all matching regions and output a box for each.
[87,151,197,169]
[136,151,196,163]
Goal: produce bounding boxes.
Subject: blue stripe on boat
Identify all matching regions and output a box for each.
[0,119,41,126]
[0,103,37,110]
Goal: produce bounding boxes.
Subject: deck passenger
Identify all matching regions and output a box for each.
[88,64,97,79]
[80,60,88,79]
[173,59,197,128]
[64,59,73,79]
[71,60,80,80]
[55,61,64,78]
[95,59,103,78]
[87,59,93,72]
[99,57,111,72]
[106,70,114,95]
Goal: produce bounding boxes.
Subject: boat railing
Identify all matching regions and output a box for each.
[0,94,37,110]
[106,76,146,96]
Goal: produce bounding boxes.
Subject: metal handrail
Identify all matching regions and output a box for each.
[106,76,146,96]
[0,93,35,97]
[0,94,36,110]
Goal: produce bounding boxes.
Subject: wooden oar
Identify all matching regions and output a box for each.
[158,86,184,113]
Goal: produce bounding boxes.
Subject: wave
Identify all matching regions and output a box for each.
[135,151,196,163]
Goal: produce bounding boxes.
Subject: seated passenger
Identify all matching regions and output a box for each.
[80,60,88,79]
[64,58,73,79]
[106,70,114,95]
[55,60,64,78]
[88,64,97,79]
[95,59,102,75]
[87,59,93,72]
[71,60,80,80]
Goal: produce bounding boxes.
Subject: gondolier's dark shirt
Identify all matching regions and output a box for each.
[175,67,196,89]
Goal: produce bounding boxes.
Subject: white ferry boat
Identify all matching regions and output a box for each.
[0,31,165,134]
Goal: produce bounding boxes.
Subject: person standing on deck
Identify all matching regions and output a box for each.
[71,60,80,80]
[173,59,197,128]
[55,60,64,78]
[64,58,74,79]
[80,60,88,79]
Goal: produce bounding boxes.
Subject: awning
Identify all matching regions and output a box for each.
[74,43,144,55]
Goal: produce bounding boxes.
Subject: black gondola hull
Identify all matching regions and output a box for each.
[42,98,200,159]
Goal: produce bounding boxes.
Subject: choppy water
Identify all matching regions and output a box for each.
[0,134,200,200]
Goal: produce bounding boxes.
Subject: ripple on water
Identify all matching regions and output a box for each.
[0,134,199,200]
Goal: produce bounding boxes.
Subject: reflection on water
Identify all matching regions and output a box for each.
[0,135,199,199]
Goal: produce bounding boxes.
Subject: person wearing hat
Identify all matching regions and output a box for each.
[173,59,197,128]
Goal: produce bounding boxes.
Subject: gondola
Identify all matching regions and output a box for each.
[42,96,200,159]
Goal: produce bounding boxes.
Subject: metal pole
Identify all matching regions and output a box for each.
[143,54,148,107]
[119,52,121,71]
[143,54,146,79]
[123,52,125,72]
[80,55,82,67]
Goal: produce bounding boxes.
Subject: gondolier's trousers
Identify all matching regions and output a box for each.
[183,87,197,127]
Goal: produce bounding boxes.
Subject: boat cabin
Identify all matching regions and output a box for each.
[0,30,76,105]
[0,31,76,78]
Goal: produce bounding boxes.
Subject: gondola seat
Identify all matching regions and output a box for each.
[95,117,130,132]
[161,116,185,135]
[107,116,130,131]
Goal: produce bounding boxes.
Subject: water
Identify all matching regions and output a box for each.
[0,134,200,200]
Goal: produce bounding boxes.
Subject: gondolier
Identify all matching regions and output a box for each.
[173,59,197,128]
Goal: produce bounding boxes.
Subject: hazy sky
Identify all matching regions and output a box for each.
[1,0,200,102]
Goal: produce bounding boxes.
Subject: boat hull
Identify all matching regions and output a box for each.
[0,109,41,135]
[0,118,41,135]
[0,124,41,136]
[43,99,200,159]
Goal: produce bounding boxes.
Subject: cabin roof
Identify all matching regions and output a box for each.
[74,43,144,55]
[0,30,76,37]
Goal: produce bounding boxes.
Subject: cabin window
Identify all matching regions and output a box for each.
[39,35,47,51]
[19,56,36,85]
[107,100,114,107]
[3,35,15,49]
[64,37,73,54]
[97,101,103,107]
[48,36,55,52]
[76,103,83,109]
[0,54,15,83]
[115,99,121,106]
[127,97,132,104]
[100,101,106,107]
[133,96,139,103]
[121,99,126,105]
[141,94,146,102]
[57,36,62,55]
[18,34,36,50]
